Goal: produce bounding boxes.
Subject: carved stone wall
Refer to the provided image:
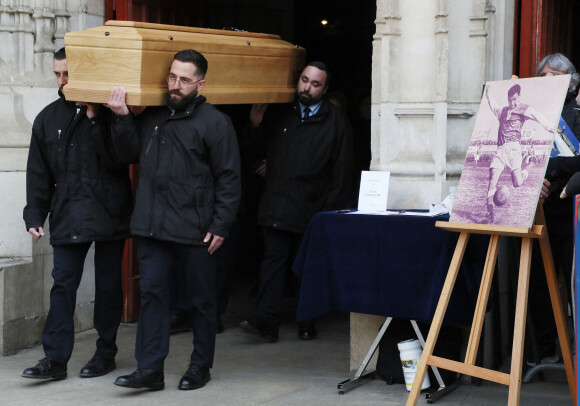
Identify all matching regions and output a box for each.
[370,0,514,210]
[0,0,104,355]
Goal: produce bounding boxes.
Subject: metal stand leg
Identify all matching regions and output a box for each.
[337,317,393,394]
[338,318,459,403]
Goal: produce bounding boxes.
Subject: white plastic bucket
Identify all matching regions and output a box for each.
[397,339,431,391]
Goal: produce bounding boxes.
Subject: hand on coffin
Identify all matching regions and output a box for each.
[250,103,267,127]
[107,87,130,116]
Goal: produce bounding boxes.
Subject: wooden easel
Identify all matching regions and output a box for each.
[406,205,576,405]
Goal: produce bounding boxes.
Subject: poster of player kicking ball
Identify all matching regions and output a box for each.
[450,75,570,228]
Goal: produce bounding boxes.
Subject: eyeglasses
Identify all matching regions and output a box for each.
[166,74,202,89]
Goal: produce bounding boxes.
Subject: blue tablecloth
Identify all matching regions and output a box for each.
[293,211,490,325]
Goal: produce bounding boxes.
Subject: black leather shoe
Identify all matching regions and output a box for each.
[79,355,116,378]
[298,322,317,340]
[178,364,211,390]
[239,319,278,343]
[21,358,67,380]
[114,369,164,390]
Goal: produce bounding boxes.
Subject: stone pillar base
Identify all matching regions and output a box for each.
[0,258,44,355]
[350,312,385,372]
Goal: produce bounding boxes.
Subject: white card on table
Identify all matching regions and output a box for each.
[357,170,390,212]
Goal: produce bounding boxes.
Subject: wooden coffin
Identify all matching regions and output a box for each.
[63,21,306,106]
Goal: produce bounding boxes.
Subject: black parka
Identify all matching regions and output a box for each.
[23,91,133,245]
[249,99,353,233]
[110,96,241,245]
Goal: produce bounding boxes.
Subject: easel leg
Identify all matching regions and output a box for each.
[539,231,577,404]
[507,237,532,406]
[465,235,501,365]
[406,232,470,406]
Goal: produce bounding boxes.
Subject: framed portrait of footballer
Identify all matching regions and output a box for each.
[449,75,570,228]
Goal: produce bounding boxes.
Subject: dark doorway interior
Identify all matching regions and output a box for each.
[291,1,375,104]
[106,0,376,321]
[513,0,580,78]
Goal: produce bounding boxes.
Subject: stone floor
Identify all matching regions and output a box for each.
[3,279,575,406]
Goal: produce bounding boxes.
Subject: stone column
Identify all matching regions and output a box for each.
[372,0,460,210]
[33,2,57,79]
[350,0,515,372]
[0,2,37,262]
[0,0,104,355]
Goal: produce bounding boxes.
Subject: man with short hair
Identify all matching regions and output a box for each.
[22,47,133,381]
[239,61,353,342]
[107,49,241,391]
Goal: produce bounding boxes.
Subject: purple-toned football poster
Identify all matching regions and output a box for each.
[450,75,570,228]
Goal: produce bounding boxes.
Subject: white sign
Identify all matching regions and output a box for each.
[357,171,390,212]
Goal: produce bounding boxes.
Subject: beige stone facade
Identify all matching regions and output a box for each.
[0,0,105,354]
[371,0,514,209]
[0,0,516,358]
[350,0,516,371]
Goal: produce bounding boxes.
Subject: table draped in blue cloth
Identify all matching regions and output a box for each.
[293,211,490,325]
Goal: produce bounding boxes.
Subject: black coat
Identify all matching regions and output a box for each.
[111,96,241,245]
[543,92,580,224]
[23,91,133,245]
[561,91,580,137]
[249,100,353,233]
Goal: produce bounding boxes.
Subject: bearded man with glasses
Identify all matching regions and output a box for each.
[107,49,241,391]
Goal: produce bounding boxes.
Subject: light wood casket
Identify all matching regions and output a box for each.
[63,21,306,106]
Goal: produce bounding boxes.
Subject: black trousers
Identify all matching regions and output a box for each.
[253,227,303,327]
[43,240,125,364]
[170,221,239,318]
[135,238,217,371]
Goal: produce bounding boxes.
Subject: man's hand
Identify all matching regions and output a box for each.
[540,178,551,199]
[204,232,224,254]
[107,87,130,116]
[255,159,267,178]
[28,226,44,241]
[250,103,267,128]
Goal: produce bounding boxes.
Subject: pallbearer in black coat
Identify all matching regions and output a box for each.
[239,61,353,342]
[22,47,133,381]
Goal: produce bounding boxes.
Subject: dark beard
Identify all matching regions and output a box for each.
[298,91,312,105]
[298,90,324,106]
[167,89,198,111]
